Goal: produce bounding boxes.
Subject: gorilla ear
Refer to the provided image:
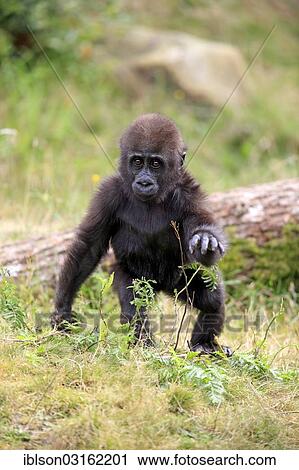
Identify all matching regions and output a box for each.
[180,151,186,166]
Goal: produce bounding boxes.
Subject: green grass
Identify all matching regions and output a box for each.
[0,0,298,450]
[0,270,298,450]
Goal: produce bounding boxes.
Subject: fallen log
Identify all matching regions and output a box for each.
[1,179,298,284]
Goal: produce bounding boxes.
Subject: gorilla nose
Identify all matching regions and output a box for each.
[132,177,157,199]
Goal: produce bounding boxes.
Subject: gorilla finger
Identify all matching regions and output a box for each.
[193,234,202,251]
[200,233,209,255]
[189,234,201,253]
[221,345,233,357]
[208,235,218,252]
[218,242,225,255]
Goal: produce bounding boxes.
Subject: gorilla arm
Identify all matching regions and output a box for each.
[52,176,120,327]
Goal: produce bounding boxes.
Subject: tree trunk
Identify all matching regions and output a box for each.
[1,179,298,284]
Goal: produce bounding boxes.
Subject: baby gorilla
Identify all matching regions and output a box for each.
[52,113,232,356]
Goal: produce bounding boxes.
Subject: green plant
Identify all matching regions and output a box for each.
[0,0,84,60]
[129,277,157,313]
[221,225,299,295]
[231,352,298,383]
[148,350,227,406]
[183,262,220,292]
[183,361,227,405]
[0,269,27,330]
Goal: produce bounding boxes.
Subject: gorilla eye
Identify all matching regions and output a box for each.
[151,159,161,169]
[132,157,143,167]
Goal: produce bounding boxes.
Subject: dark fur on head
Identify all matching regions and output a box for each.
[119,113,185,156]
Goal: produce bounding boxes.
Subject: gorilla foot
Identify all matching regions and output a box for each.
[132,331,155,348]
[51,311,76,331]
[191,342,233,357]
[139,338,155,348]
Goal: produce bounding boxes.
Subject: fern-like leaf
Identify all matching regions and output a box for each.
[183,363,227,405]
[182,262,219,291]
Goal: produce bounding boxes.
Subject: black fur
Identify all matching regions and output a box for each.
[53,113,231,356]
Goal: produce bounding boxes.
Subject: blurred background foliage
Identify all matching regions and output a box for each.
[0,3,298,450]
[0,0,298,241]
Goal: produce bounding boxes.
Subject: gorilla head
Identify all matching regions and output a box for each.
[119,113,186,201]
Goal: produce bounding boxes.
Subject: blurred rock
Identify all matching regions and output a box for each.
[117,27,248,106]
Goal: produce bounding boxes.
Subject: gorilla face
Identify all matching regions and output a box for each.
[119,113,186,202]
[129,152,164,201]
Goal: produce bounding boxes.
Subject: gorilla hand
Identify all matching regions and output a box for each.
[189,231,225,255]
[188,225,226,266]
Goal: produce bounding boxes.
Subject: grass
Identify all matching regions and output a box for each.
[0,0,298,450]
[0,270,298,450]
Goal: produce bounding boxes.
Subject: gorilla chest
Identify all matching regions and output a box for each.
[112,219,178,255]
[112,205,181,280]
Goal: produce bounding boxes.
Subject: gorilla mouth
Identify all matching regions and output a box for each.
[132,182,158,200]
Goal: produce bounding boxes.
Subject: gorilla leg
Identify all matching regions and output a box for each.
[175,271,232,356]
[113,266,153,345]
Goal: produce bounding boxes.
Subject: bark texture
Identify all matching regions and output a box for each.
[1,179,298,284]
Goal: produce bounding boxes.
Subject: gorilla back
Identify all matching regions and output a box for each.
[53,113,232,356]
